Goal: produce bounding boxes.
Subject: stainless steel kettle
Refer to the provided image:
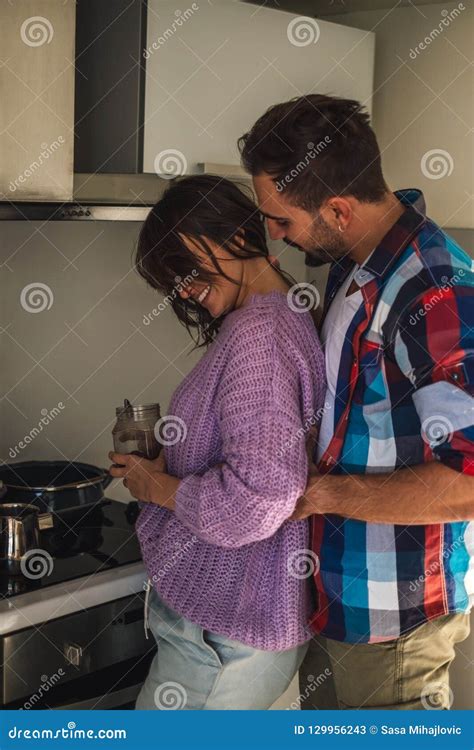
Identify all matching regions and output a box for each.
[0,503,53,575]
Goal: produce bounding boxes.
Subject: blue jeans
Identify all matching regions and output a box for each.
[135,586,309,710]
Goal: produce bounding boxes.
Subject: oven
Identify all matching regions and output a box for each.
[1,592,156,710]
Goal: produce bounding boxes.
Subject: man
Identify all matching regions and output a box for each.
[239,94,474,710]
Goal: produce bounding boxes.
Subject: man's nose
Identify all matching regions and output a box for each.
[266,219,286,242]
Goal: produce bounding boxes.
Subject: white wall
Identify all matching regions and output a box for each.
[323,1,473,228]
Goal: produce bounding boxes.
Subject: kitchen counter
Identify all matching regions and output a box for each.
[0,560,147,636]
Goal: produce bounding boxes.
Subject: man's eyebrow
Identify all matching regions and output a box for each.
[259,211,288,220]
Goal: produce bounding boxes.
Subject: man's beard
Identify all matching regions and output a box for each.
[287,213,349,267]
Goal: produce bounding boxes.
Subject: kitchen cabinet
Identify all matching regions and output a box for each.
[0,1,76,201]
[143,1,375,174]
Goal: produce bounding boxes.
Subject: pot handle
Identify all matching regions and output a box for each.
[37,512,54,531]
[102,470,114,490]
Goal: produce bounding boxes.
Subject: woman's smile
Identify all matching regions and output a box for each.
[197,284,211,304]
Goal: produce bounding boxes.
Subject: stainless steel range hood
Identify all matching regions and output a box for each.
[0,174,167,222]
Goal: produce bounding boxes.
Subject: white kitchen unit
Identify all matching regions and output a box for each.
[0,1,76,201]
[143,1,375,174]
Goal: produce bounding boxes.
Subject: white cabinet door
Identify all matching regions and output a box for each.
[143,1,374,175]
[0,1,75,201]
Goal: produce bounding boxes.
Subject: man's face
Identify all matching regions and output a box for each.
[253,173,349,266]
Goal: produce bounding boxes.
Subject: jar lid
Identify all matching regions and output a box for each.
[115,403,160,419]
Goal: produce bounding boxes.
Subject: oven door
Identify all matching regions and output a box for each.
[1,593,156,709]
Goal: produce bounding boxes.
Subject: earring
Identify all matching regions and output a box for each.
[338,224,344,232]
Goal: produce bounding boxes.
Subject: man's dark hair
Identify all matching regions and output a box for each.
[238,94,388,211]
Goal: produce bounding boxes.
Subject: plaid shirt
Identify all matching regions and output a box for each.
[307,189,474,643]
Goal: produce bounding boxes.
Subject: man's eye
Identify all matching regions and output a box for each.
[276,219,289,227]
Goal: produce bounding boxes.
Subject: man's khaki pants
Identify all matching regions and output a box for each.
[299,613,471,710]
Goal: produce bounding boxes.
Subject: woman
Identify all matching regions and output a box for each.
[108,175,326,710]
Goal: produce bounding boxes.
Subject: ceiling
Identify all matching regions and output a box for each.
[243,0,448,16]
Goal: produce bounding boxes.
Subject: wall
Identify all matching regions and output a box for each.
[322,1,473,228]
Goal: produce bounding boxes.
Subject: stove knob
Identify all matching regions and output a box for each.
[64,643,83,666]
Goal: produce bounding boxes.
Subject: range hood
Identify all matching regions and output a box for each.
[0,1,247,221]
[0,164,250,222]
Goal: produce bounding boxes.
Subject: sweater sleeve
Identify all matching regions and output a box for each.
[173,313,310,548]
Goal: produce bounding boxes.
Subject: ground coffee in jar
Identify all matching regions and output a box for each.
[112,400,162,461]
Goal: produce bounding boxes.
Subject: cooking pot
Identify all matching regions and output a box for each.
[0,503,54,575]
[0,461,113,512]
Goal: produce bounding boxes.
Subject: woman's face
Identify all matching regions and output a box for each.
[177,235,245,318]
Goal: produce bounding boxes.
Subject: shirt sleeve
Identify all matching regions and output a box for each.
[390,278,474,475]
[173,318,311,548]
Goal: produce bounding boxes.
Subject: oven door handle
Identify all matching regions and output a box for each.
[55,683,142,710]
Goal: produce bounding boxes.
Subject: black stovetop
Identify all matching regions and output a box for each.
[0,499,142,599]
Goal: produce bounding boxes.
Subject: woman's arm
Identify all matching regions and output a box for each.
[172,315,314,548]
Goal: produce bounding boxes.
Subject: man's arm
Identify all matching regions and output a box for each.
[294,461,473,524]
[292,270,474,525]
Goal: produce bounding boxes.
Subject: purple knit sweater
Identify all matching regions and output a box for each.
[136,290,326,651]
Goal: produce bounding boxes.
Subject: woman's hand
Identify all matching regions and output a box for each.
[108,450,178,510]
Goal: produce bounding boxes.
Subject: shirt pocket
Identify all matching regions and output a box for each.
[358,344,391,414]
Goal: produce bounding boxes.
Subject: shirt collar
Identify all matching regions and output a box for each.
[354,188,427,286]
[306,189,427,288]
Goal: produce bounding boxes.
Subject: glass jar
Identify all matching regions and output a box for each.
[112,403,162,461]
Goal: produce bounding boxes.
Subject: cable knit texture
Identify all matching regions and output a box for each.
[136,290,326,650]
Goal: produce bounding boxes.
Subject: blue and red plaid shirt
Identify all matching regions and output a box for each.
[308,189,474,643]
